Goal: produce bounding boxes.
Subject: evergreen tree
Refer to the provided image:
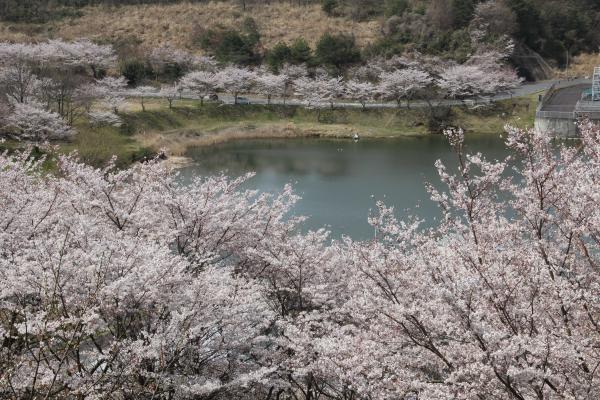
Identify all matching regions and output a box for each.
[289,38,313,65]
[266,42,292,72]
[315,33,361,71]
[451,0,475,28]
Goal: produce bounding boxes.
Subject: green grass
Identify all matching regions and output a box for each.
[123,99,435,137]
[123,95,538,137]
[451,93,539,134]
[60,121,154,169]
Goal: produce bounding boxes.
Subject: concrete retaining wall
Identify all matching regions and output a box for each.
[534,80,598,138]
[534,116,579,138]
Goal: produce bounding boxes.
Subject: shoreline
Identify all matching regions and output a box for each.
[154,125,511,170]
[56,95,539,169]
[140,123,429,163]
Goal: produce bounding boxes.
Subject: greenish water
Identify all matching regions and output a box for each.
[179,135,509,240]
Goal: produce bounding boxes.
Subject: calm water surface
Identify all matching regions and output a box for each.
[179,135,509,240]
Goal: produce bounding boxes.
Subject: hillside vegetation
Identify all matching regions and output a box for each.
[0,2,379,51]
[1,0,599,76]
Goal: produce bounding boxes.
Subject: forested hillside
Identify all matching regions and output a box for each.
[1,0,599,79]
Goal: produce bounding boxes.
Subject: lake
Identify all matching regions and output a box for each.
[178,134,510,240]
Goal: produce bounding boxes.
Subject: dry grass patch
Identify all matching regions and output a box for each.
[555,53,600,79]
[1,1,380,51]
[0,25,35,43]
[136,122,322,155]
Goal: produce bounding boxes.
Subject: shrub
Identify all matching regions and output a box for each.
[344,0,383,21]
[242,16,261,47]
[321,0,338,16]
[266,42,292,72]
[198,26,260,65]
[425,105,452,133]
[451,0,475,28]
[290,38,313,65]
[120,59,151,86]
[363,37,405,59]
[385,0,409,17]
[315,33,361,71]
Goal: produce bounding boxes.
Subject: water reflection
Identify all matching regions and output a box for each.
[179,135,510,240]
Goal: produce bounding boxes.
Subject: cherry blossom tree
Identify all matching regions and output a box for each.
[0,151,301,399]
[292,74,344,118]
[0,40,126,142]
[95,76,128,113]
[439,64,521,100]
[192,55,219,72]
[0,40,119,129]
[0,40,115,79]
[293,72,343,109]
[215,66,257,105]
[467,45,515,71]
[378,68,433,108]
[344,80,376,109]
[254,69,286,105]
[130,85,158,112]
[37,69,86,120]
[73,39,117,78]
[2,101,74,140]
[148,45,196,79]
[0,65,41,104]
[50,38,117,78]
[293,76,326,111]
[0,44,45,104]
[0,42,49,71]
[160,84,179,109]
[383,51,453,76]
[279,63,307,105]
[320,75,345,110]
[88,110,122,127]
[72,83,103,115]
[179,70,216,106]
[3,119,600,399]
[284,120,600,399]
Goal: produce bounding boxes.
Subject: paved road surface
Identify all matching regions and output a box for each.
[540,84,589,112]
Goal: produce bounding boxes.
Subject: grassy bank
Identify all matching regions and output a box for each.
[1,94,539,169]
[124,94,537,156]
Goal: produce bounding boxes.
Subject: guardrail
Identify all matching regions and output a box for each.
[576,100,600,112]
[536,83,557,114]
[536,111,575,119]
[540,83,557,104]
[535,79,597,121]
[536,79,593,111]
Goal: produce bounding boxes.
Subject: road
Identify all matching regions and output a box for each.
[136,79,588,110]
[540,84,589,112]
[216,79,567,108]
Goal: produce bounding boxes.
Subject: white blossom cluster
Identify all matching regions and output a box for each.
[173,51,522,110]
[0,37,522,142]
[0,39,119,140]
[3,120,600,398]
